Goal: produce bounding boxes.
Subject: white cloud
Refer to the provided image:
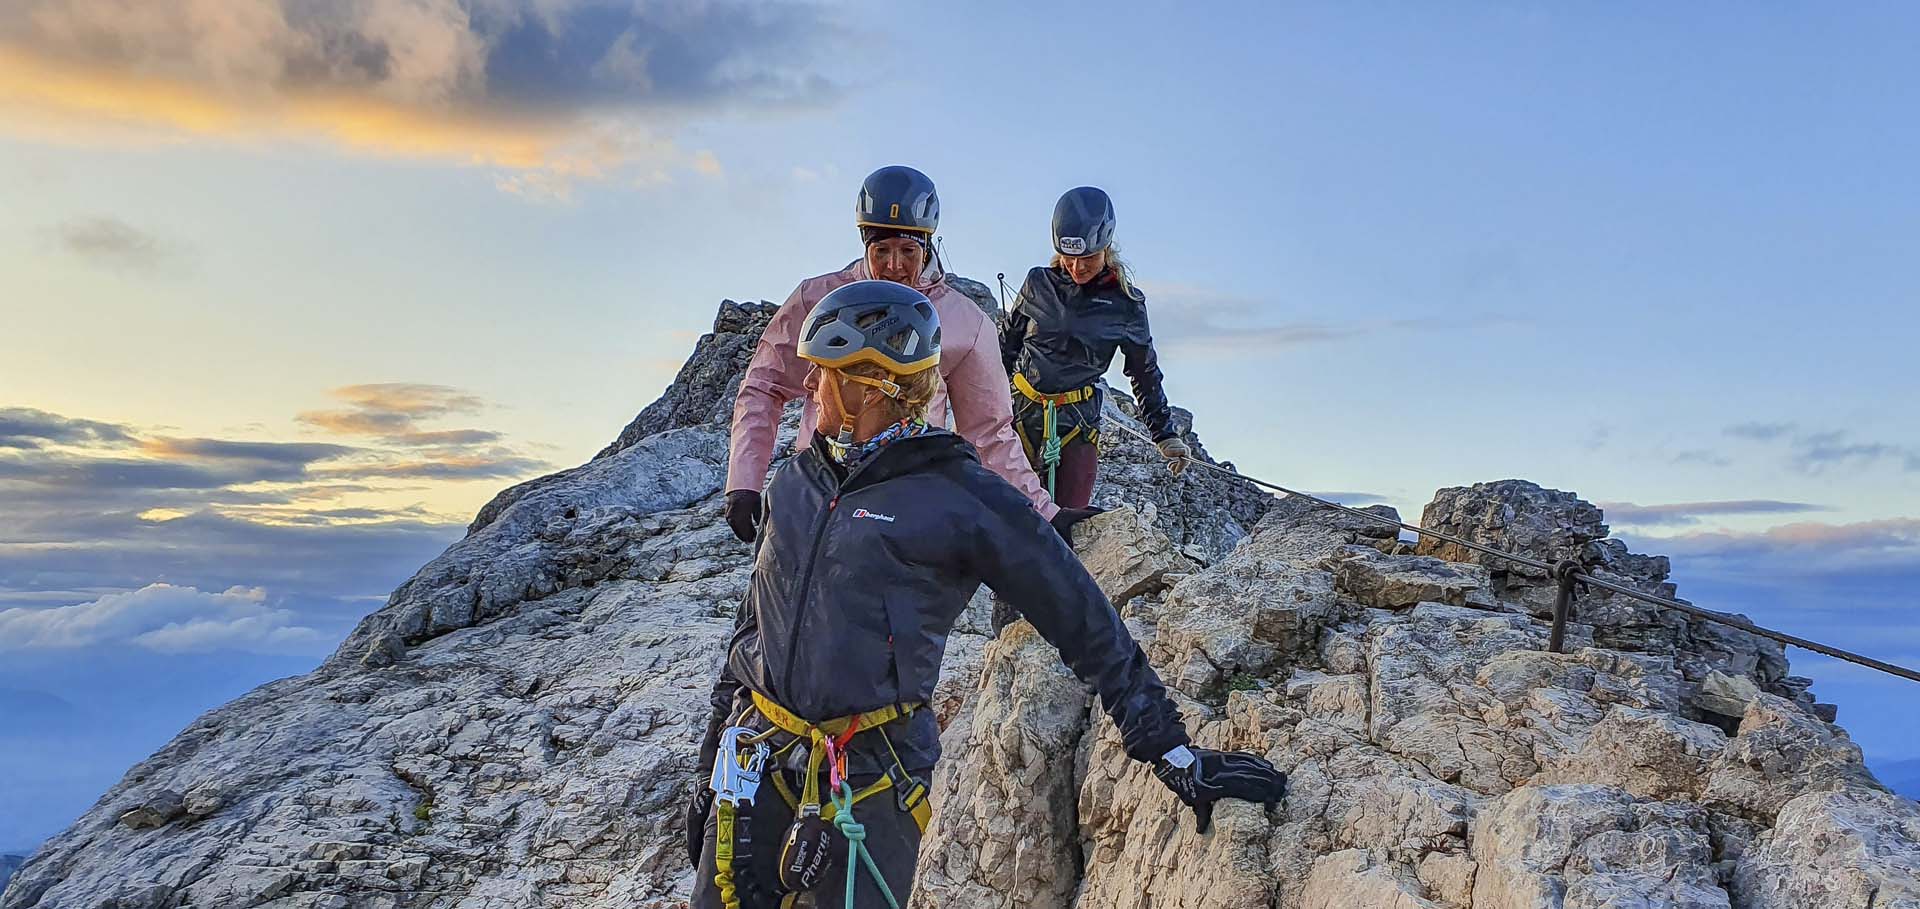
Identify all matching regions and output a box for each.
[0,583,325,654]
[0,0,846,197]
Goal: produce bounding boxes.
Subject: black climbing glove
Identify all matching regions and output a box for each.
[685,783,714,870]
[1049,505,1105,546]
[723,489,761,543]
[1153,747,1287,834]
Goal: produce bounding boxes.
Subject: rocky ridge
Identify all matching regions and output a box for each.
[4,291,1917,909]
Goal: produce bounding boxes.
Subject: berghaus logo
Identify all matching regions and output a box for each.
[852,508,896,523]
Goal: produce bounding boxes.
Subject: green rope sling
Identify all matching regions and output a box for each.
[830,780,901,909]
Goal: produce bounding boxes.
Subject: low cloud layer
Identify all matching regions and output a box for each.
[1725,422,1920,475]
[0,408,133,449]
[0,392,546,650]
[1599,499,1830,528]
[1646,518,1920,575]
[0,0,850,192]
[0,583,323,654]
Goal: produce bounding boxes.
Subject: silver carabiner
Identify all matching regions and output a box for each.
[734,739,771,805]
[708,726,771,805]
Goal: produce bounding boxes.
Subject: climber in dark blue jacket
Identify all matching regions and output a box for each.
[1000,186,1191,511]
[687,280,1286,909]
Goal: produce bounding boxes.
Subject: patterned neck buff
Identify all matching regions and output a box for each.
[829,417,930,465]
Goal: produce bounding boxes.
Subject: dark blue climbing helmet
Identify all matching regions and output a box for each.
[797,280,942,377]
[856,166,940,235]
[1052,186,1116,257]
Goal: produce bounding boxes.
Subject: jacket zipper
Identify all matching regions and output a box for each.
[781,491,837,698]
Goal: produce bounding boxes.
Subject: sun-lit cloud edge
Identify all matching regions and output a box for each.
[0,45,721,192]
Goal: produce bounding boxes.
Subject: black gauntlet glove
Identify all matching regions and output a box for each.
[1048,505,1105,546]
[1152,746,1287,834]
[723,490,761,543]
[684,783,714,870]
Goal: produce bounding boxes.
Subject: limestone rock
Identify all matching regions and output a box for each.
[1418,851,1477,907]
[1470,785,1728,909]
[1300,849,1444,909]
[910,623,1092,909]
[1072,505,1198,605]
[1073,696,1278,909]
[117,789,186,830]
[1704,693,1882,822]
[1092,392,1272,564]
[589,299,780,464]
[1418,481,1607,571]
[1732,787,1920,908]
[1331,547,1495,611]
[1695,669,1762,718]
[183,783,227,819]
[1541,706,1728,801]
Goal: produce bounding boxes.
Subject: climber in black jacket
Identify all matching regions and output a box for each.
[687,280,1286,909]
[1000,186,1190,510]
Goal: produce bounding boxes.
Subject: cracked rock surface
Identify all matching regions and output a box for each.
[6,299,1916,909]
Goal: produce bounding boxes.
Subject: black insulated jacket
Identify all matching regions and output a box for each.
[707,431,1189,772]
[1000,266,1176,441]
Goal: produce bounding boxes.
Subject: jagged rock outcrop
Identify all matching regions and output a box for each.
[0,855,24,896]
[7,294,1917,909]
[923,488,1920,908]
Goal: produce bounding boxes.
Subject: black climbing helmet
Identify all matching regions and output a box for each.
[1052,186,1116,257]
[797,280,942,376]
[856,166,940,236]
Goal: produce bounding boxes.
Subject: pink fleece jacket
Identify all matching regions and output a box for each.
[727,260,1059,519]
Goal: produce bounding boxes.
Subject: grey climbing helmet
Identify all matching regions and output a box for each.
[1052,186,1116,256]
[856,165,940,235]
[797,280,942,377]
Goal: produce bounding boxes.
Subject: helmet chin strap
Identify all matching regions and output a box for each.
[821,369,902,449]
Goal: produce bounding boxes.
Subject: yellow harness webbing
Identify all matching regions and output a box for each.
[748,691,931,831]
[1012,372,1094,405]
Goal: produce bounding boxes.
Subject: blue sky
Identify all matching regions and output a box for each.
[2,1,1918,852]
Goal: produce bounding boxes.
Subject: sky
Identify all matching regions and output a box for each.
[3,0,1919,853]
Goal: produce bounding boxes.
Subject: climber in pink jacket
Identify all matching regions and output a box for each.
[725,166,1072,542]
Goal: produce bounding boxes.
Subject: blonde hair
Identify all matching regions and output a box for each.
[840,362,940,424]
[1050,243,1135,295]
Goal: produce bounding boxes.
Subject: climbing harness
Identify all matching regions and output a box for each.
[1012,372,1096,498]
[708,692,932,908]
[1104,416,1920,686]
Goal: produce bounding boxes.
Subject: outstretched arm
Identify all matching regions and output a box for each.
[964,469,1185,760]
[964,466,1287,833]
